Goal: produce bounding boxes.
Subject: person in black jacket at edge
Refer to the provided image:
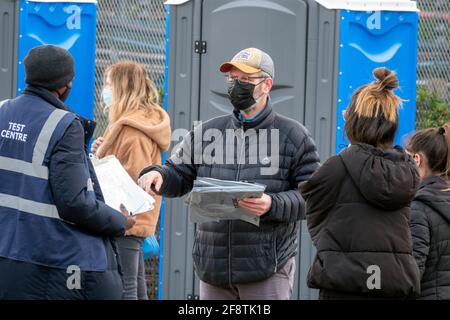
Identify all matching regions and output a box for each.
[0,45,135,299]
[300,67,421,300]
[138,48,320,300]
[406,122,450,300]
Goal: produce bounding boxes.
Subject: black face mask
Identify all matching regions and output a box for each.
[58,85,72,102]
[228,80,264,111]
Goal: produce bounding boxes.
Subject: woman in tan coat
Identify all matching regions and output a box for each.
[92,61,171,299]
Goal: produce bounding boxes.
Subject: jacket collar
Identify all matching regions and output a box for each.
[24,85,70,112]
[231,98,275,130]
[419,175,447,190]
[23,86,96,145]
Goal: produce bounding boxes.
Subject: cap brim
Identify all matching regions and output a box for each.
[219,62,260,74]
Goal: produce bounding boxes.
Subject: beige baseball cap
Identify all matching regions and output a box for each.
[219,47,275,79]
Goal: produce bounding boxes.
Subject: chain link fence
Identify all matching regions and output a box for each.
[93,0,167,300]
[94,0,166,136]
[416,0,450,128]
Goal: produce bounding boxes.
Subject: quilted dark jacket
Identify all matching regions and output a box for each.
[410,176,450,300]
[300,143,421,299]
[140,100,320,286]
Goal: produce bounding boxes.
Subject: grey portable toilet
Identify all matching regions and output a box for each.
[0,0,19,100]
[161,0,419,300]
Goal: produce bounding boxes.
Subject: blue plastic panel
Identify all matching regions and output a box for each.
[336,10,419,154]
[158,3,171,300]
[17,0,97,120]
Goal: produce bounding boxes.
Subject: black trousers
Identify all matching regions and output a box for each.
[0,239,123,300]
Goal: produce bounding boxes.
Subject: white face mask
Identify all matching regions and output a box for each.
[101,87,112,108]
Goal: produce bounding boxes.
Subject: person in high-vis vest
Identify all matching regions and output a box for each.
[0,45,136,299]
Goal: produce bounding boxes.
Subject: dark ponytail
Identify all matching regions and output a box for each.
[406,122,450,181]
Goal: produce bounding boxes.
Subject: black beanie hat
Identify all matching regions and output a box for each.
[24,44,75,91]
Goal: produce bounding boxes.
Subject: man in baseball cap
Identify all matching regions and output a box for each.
[219,47,275,113]
[139,47,320,300]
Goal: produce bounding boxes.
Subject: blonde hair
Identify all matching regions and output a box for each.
[345,67,402,147]
[354,68,401,122]
[105,61,161,123]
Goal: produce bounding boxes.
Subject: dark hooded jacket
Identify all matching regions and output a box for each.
[300,143,421,299]
[410,176,450,300]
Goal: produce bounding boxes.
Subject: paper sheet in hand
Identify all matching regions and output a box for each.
[91,155,155,215]
[185,177,266,227]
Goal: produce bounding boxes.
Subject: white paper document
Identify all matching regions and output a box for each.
[91,155,155,215]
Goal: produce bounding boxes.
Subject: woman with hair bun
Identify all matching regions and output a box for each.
[407,122,450,300]
[300,67,421,299]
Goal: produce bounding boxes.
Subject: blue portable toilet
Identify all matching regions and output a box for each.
[16,0,97,120]
[316,0,421,153]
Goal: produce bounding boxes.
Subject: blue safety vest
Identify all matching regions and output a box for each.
[0,94,107,271]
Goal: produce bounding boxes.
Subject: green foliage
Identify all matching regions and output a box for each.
[416,85,450,129]
[158,87,164,104]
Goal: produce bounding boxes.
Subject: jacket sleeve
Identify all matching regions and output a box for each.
[410,200,431,278]
[49,119,127,237]
[299,156,343,245]
[263,133,320,224]
[139,130,197,198]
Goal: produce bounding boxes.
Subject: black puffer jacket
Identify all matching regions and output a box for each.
[410,176,450,300]
[140,101,320,286]
[300,143,421,299]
